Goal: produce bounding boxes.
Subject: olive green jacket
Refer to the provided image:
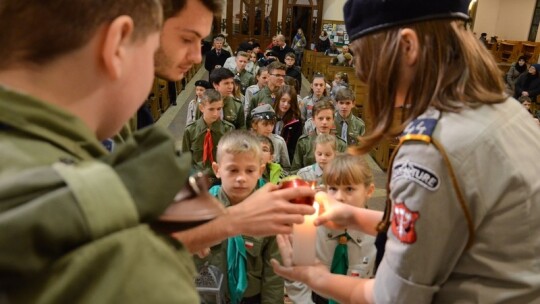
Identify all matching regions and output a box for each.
[247,86,275,126]
[290,133,347,172]
[0,86,198,303]
[223,96,246,129]
[194,187,283,304]
[234,69,257,95]
[334,113,366,146]
[182,118,235,177]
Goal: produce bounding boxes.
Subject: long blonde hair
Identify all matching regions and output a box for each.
[350,20,505,154]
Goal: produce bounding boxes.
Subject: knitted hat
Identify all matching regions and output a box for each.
[344,0,470,42]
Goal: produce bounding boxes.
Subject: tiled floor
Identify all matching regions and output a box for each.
[156,67,387,212]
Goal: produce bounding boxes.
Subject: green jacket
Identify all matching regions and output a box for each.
[194,187,283,304]
[223,96,246,129]
[334,113,366,146]
[290,133,347,172]
[234,69,256,95]
[0,86,199,302]
[263,162,285,184]
[247,86,275,126]
[182,118,235,177]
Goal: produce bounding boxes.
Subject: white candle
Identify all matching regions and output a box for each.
[292,202,319,266]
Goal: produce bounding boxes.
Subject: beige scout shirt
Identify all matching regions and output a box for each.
[374,100,540,303]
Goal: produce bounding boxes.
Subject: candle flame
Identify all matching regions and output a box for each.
[313,201,319,216]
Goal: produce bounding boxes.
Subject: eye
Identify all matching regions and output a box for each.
[346,186,355,192]
[328,186,337,193]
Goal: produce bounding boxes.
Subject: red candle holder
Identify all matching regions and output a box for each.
[279,177,315,206]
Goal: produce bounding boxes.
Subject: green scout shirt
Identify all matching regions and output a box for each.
[290,133,347,172]
[334,113,366,146]
[194,187,283,304]
[182,118,235,177]
[0,86,199,303]
[223,96,246,129]
[247,86,275,126]
[234,69,256,95]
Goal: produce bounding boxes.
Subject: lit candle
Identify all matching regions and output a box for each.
[292,202,320,266]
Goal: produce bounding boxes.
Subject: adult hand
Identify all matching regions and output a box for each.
[522,91,530,97]
[270,234,329,285]
[227,183,315,237]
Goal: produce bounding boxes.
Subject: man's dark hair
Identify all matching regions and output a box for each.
[210,68,235,85]
[161,0,221,19]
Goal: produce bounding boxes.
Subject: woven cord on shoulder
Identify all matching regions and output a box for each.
[431,138,475,249]
[377,138,475,250]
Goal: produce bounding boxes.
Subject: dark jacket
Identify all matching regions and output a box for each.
[514,71,540,102]
[279,118,303,161]
[204,48,231,74]
[272,44,295,63]
[316,38,331,53]
[286,66,302,91]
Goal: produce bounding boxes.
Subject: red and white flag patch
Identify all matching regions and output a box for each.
[391,203,420,244]
[244,240,254,249]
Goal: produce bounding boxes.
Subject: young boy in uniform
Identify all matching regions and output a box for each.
[250,104,291,170]
[186,79,213,125]
[229,51,256,95]
[182,89,235,183]
[194,131,283,304]
[257,135,285,184]
[334,88,366,145]
[210,68,246,129]
[0,0,201,302]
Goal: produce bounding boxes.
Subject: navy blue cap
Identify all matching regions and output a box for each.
[195,80,212,89]
[344,0,471,42]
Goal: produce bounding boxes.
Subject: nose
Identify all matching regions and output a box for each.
[236,173,246,183]
[333,190,344,202]
[189,44,203,64]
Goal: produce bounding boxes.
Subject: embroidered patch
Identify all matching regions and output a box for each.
[391,203,419,244]
[392,161,440,191]
[244,241,254,249]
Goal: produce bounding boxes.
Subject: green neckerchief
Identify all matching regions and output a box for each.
[227,236,247,304]
[329,231,351,304]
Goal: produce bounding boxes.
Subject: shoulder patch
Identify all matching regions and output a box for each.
[391,202,419,244]
[401,108,441,143]
[392,160,440,191]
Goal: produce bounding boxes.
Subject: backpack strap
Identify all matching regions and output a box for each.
[52,160,138,240]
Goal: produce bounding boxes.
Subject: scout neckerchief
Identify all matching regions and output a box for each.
[202,128,214,165]
[329,231,352,304]
[227,236,247,304]
[374,108,475,272]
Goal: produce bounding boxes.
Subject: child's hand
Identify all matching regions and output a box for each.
[314,192,351,230]
[195,247,211,259]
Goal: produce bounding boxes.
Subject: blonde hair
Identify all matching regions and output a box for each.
[323,154,373,187]
[314,133,337,151]
[350,19,505,154]
[216,130,262,163]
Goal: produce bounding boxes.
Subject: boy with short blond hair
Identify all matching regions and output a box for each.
[182,89,235,182]
[194,130,283,304]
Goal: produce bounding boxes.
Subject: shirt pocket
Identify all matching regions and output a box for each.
[243,236,264,274]
[349,257,373,278]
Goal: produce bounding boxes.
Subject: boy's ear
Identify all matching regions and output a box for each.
[212,161,220,178]
[366,183,376,199]
[198,102,205,112]
[101,16,135,79]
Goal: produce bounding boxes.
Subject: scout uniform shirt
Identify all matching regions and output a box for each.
[300,94,324,121]
[297,163,324,186]
[223,95,246,130]
[290,134,347,172]
[0,86,199,303]
[182,118,235,177]
[248,86,275,124]
[194,187,283,304]
[373,102,540,303]
[334,112,366,145]
[234,69,256,95]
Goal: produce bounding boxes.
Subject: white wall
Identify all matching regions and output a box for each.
[473,0,536,41]
[322,0,346,21]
